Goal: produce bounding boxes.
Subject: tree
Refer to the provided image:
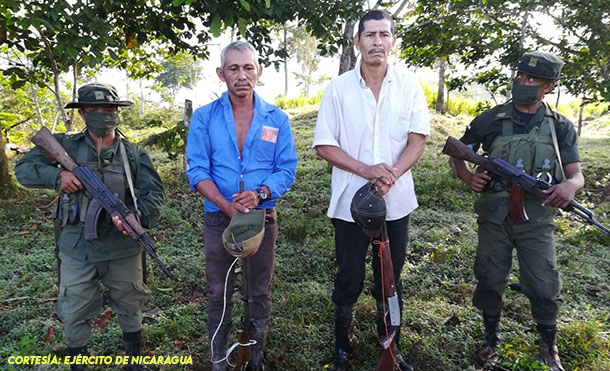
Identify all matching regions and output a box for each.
[398,0,610,105]
[287,26,322,96]
[154,53,202,107]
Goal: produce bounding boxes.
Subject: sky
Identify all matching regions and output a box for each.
[93,10,570,113]
[95,33,437,112]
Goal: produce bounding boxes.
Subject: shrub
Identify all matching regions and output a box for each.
[274,91,323,109]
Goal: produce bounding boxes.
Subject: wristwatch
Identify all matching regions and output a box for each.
[256,188,269,203]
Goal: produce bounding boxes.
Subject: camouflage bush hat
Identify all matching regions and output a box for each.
[65,83,133,108]
[222,209,265,258]
[517,51,564,80]
[350,182,386,238]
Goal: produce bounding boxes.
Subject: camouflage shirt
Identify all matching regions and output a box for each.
[15,131,164,262]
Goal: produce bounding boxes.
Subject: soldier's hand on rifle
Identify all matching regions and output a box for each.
[468,170,491,192]
[360,163,398,185]
[111,215,130,236]
[59,170,83,193]
[541,182,576,208]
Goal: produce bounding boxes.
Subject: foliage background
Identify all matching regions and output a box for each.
[1,100,609,370]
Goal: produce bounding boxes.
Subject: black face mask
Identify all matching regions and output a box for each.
[511,81,542,105]
[84,112,120,136]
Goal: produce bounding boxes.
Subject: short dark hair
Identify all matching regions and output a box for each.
[357,9,395,39]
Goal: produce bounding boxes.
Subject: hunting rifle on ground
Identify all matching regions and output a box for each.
[443,136,610,236]
[32,126,174,278]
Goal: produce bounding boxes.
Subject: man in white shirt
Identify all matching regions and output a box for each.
[313,9,430,371]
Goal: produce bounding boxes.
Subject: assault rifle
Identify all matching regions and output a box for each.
[376,223,402,371]
[32,127,174,278]
[443,136,610,236]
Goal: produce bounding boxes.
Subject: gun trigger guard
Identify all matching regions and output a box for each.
[84,198,103,240]
[536,172,552,185]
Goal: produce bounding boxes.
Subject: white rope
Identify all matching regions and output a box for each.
[210,257,257,367]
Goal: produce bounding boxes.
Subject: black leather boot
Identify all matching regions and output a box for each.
[537,324,565,371]
[67,346,90,371]
[123,330,151,371]
[475,315,500,367]
[327,304,355,371]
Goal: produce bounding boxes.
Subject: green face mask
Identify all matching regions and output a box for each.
[85,112,120,136]
[511,81,542,105]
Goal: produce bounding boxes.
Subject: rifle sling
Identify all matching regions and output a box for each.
[119,140,139,218]
[546,104,566,182]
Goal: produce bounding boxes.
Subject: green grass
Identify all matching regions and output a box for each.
[1,106,609,370]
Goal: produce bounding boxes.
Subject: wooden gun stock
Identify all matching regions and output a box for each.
[375,224,400,371]
[32,127,78,171]
[442,136,487,167]
[236,329,251,370]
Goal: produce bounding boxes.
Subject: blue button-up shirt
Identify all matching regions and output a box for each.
[186,91,297,212]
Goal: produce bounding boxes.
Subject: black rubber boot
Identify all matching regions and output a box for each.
[246,318,269,371]
[67,346,90,371]
[475,315,500,367]
[327,304,355,371]
[537,324,565,371]
[391,343,414,371]
[123,330,151,371]
[327,349,350,371]
[209,320,231,371]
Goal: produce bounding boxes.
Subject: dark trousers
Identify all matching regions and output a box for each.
[331,215,410,305]
[204,210,278,325]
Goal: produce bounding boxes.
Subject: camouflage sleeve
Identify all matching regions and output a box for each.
[14,134,67,190]
[133,145,165,229]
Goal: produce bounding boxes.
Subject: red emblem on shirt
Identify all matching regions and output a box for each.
[261,125,279,143]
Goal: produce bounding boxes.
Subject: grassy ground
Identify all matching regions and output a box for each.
[1,106,609,371]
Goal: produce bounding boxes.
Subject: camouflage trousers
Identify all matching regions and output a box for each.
[472,196,562,325]
[57,252,151,347]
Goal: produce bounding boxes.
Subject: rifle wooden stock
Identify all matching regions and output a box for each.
[442,136,488,168]
[32,127,78,171]
[236,329,251,369]
[376,224,400,371]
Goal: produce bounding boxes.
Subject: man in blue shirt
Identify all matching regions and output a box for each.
[186,40,297,371]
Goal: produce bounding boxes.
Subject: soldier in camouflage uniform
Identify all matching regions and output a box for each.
[449,52,584,371]
[15,83,164,371]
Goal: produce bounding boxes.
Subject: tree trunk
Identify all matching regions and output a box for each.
[30,85,44,127]
[577,103,584,137]
[69,62,77,127]
[283,25,288,96]
[51,70,71,132]
[140,79,144,119]
[436,59,446,114]
[338,20,357,76]
[182,99,193,180]
[0,134,16,198]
